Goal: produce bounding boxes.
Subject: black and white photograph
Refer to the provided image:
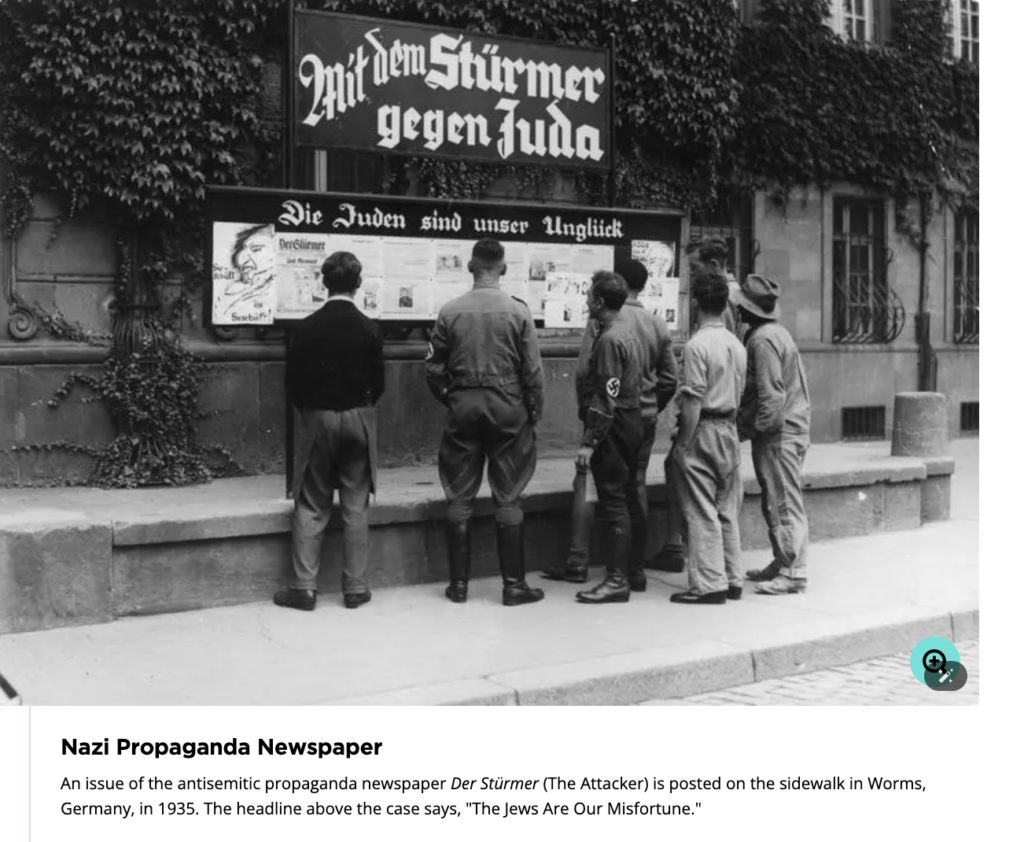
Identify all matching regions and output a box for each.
[0,0,981,713]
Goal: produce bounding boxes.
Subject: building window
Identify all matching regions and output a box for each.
[841,406,887,441]
[830,0,890,44]
[953,210,979,344]
[959,401,979,435]
[689,195,756,283]
[947,0,979,63]
[832,198,904,343]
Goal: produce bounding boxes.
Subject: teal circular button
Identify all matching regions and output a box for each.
[910,636,960,686]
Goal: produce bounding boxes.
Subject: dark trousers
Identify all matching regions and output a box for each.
[291,409,373,594]
[439,388,537,526]
[590,408,644,575]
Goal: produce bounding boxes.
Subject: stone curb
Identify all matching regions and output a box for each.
[317,608,978,707]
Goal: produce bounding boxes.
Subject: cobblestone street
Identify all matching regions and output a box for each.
[641,640,979,706]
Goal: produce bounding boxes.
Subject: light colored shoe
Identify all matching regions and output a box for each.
[754,576,807,595]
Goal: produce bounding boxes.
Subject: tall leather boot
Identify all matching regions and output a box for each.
[445,521,470,603]
[576,522,631,604]
[628,517,648,592]
[497,523,544,606]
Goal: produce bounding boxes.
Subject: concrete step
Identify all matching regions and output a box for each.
[0,442,955,634]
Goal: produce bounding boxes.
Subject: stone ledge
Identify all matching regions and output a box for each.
[112,452,948,547]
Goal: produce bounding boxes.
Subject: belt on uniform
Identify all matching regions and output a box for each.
[699,410,736,421]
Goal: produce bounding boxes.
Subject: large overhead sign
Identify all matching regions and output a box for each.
[205,187,682,328]
[293,11,611,168]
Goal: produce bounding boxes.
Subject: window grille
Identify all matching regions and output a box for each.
[953,210,979,344]
[841,406,887,441]
[832,198,905,344]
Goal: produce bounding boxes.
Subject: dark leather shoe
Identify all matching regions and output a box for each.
[445,581,468,603]
[541,562,588,583]
[727,585,743,601]
[628,572,647,592]
[343,592,371,609]
[503,581,544,606]
[576,574,630,604]
[669,590,727,605]
[273,588,316,611]
[745,562,780,582]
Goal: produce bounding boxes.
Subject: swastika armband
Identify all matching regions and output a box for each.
[606,377,621,398]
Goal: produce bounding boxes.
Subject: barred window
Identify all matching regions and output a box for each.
[953,210,979,344]
[832,199,904,343]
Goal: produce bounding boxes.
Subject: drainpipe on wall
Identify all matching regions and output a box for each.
[916,193,938,392]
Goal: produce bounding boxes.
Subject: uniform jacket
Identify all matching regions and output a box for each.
[738,321,811,441]
[576,299,678,418]
[286,298,385,495]
[425,282,545,421]
[580,310,643,448]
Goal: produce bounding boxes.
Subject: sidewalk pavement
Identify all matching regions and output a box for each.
[0,439,978,706]
[0,438,974,708]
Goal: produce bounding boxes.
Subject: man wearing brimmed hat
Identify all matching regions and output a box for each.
[733,274,812,595]
[426,238,546,607]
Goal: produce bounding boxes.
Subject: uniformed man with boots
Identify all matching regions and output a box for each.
[543,259,677,590]
[667,274,747,605]
[426,238,546,606]
[575,271,645,604]
[734,275,812,595]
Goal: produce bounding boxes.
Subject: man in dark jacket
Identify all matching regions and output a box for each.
[426,238,546,607]
[575,271,646,604]
[275,251,385,612]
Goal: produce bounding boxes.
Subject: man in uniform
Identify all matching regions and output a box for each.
[649,236,745,571]
[544,259,677,590]
[668,274,747,604]
[426,238,546,607]
[575,272,645,604]
[735,275,812,595]
[276,251,385,612]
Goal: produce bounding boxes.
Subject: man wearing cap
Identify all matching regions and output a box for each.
[668,273,747,604]
[734,274,813,595]
[426,238,546,607]
[544,258,678,590]
[575,271,646,604]
[276,251,385,612]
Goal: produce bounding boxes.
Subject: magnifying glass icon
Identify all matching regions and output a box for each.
[922,649,953,684]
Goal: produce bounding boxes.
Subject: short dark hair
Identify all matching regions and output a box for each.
[470,238,505,272]
[685,236,729,267]
[615,258,649,292]
[691,274,729,316]
[590,270,629,311]
[320,251,362,295]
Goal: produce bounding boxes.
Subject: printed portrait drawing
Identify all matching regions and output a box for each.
[223,223,275,313]
[399,286,414,308]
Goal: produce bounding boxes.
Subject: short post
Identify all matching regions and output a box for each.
[891,391,952,524]
[891,392,948,457]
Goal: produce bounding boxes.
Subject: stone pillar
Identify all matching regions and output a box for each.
[891,392,948,457]
[892,392,952,524]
